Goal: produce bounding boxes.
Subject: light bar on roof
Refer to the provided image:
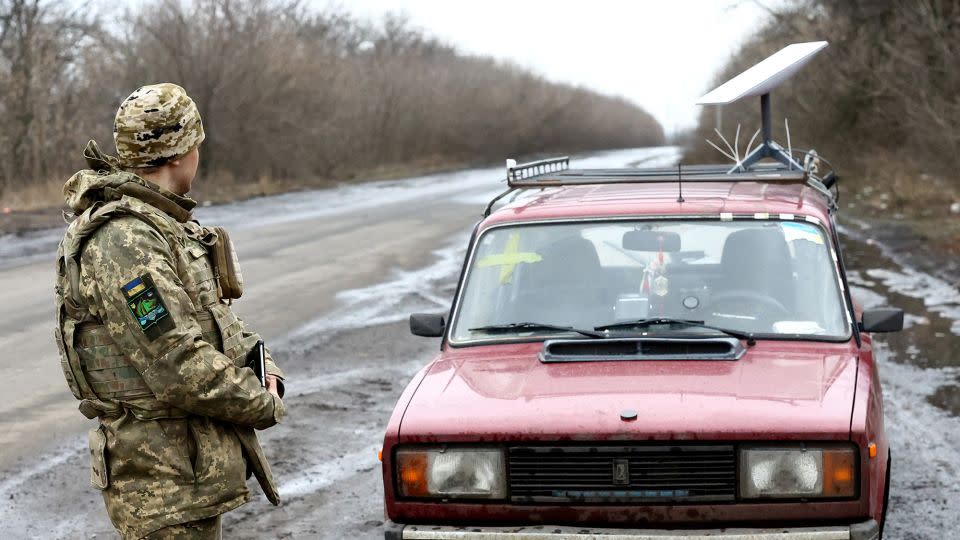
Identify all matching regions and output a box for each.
[698,41,828,105]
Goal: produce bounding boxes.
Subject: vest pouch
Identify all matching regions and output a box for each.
[89,425,109,490]
[210,227,243,300]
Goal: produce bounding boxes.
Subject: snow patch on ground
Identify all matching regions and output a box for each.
[285,238,466,343]
[864,268,960,335]
[0,440,84,496]
[878,347,960,538]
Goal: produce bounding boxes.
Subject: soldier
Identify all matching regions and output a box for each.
[54,83,286,539]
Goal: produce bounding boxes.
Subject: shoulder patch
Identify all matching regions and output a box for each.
[122,274,175,340]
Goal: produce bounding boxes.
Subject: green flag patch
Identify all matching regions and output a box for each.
[122,274,174,340]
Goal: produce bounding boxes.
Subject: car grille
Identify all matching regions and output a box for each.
[507,444,736,503]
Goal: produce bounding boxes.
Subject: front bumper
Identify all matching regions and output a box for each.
[384,520,880,540]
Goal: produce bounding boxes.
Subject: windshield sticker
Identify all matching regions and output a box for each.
[780,221,825,245]
[476,232,541,284]
[772,321,826,334]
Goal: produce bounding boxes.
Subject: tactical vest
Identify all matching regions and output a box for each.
[55,189,248,420]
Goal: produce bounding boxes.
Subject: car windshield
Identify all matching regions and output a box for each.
[450,220,850,342]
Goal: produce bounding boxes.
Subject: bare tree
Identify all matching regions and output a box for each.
[0,0,98,196]
[0,0,664,205]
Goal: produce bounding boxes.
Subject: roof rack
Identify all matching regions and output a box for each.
[506,156,570,183]
[483,157,835,217]
[506,160,806,188]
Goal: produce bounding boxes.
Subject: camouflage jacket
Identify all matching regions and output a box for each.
[55,169,286,539]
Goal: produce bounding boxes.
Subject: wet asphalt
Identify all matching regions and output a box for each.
[0,148,957,539]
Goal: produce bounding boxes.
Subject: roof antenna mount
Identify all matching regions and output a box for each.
[698,41,828,174]
[734,91,793,171]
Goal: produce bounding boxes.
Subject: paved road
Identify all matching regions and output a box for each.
[1,147,958,538]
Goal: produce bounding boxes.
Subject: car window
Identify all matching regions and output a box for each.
[450,220,849,342]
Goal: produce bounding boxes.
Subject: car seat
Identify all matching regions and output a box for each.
[510,235,611,328]
[718,227,795,312]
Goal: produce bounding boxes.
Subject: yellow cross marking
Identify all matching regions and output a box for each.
[477,232,541,284]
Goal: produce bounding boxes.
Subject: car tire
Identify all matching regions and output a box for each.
[879,449,891,539]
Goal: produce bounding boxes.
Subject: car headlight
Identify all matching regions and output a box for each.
[739,445,857,499]
[396,447,507,499]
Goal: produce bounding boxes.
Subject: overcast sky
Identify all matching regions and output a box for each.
[328,1,775,134]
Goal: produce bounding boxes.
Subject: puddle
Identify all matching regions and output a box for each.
[840,231,960,416]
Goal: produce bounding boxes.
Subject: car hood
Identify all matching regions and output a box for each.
[400,341,858,443]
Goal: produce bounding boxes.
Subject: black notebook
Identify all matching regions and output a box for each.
[246,340,266,387]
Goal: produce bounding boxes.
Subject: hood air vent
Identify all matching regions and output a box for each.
[541,337,744,363]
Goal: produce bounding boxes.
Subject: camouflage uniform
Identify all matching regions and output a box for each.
[55,84,285,539]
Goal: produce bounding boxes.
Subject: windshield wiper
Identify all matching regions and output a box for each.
[594,317,756,346]
[469,322,605,339]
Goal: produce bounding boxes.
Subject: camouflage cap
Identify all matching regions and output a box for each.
[114,83,205,168]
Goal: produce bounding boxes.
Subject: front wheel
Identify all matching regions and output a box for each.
[880,450,891,539]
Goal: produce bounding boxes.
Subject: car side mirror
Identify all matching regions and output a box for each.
[410,313,445,337]
[859,308,904,333]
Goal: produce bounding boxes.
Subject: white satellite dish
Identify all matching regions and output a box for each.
[697,41,829,172]
[698,41,828,105]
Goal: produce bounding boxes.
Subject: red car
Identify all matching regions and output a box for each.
[380,158,901,540]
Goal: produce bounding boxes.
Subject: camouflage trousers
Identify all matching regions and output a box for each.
[141,516,221,539]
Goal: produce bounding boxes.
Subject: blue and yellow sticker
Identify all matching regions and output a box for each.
[121,274,173,340]
[781,221,825,245]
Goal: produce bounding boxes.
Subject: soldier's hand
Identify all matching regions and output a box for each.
[266,374,281,400]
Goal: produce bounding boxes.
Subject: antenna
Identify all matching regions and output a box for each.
[785,118,793,167]
[698,41,828,173]
[676,163,684,203]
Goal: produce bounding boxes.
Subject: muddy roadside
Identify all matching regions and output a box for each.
[842,216,960,286]
[840,166,960,285]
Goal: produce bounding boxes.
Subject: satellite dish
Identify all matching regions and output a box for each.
[698,41,828,105]
[697,41,829,173]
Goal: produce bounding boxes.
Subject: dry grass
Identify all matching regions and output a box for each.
[846,153,960,255]
[0,178,63,211]
[852,154,959,216]
[188,156,473,206]
[0,156,473,213]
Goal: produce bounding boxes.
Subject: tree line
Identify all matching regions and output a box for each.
[684,0,959,193]
[0,0,665,202]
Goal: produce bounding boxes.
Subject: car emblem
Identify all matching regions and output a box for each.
[613,459,630,485]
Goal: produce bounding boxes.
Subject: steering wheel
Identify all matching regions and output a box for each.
[709,289,790,320]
